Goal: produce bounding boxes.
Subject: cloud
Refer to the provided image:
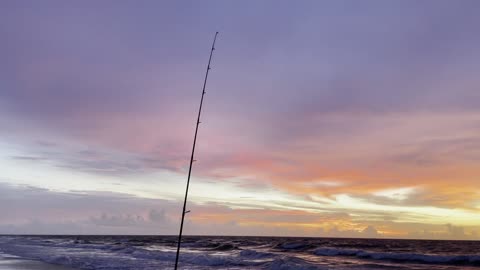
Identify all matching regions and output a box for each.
[1,1,480,239]
[361,226,380,238]
[1,182,479,239]
[373,187,418,201]
[446,223,466,238]
[0,182,177,224]
[90,213,146,227]
[321,225,381,239]
[6,139,187,176]
[148,209,167,223]
[408,224,479,240]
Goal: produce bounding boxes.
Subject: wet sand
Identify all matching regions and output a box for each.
[0,253,75,270]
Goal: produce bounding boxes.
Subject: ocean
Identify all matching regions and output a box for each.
[0,235,478,269]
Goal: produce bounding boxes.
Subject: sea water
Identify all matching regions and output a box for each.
[0,235,478,269]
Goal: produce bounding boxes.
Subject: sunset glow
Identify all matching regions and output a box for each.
[1,0,479,240]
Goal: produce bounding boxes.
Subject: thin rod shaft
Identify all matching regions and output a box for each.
[174,31,219,270]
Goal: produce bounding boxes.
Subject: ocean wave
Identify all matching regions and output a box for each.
[240,249,275,259]
[1,236,478,269]
[267,258,327,270]
[276,241,315,251]
[314,247,480,265]
[0,236,269,269]
[212,243,238,251]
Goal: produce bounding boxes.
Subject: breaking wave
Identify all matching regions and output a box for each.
[314,247,480,266]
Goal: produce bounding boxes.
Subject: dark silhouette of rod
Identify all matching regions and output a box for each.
[174,31,219,270]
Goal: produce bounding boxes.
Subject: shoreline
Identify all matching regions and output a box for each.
[0,252,75,270]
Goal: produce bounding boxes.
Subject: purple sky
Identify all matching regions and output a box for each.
[1,0,480,239]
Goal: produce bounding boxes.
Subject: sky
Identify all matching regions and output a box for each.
[1,0,479,240]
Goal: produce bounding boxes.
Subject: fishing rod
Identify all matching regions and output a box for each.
[174,31,219,270]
